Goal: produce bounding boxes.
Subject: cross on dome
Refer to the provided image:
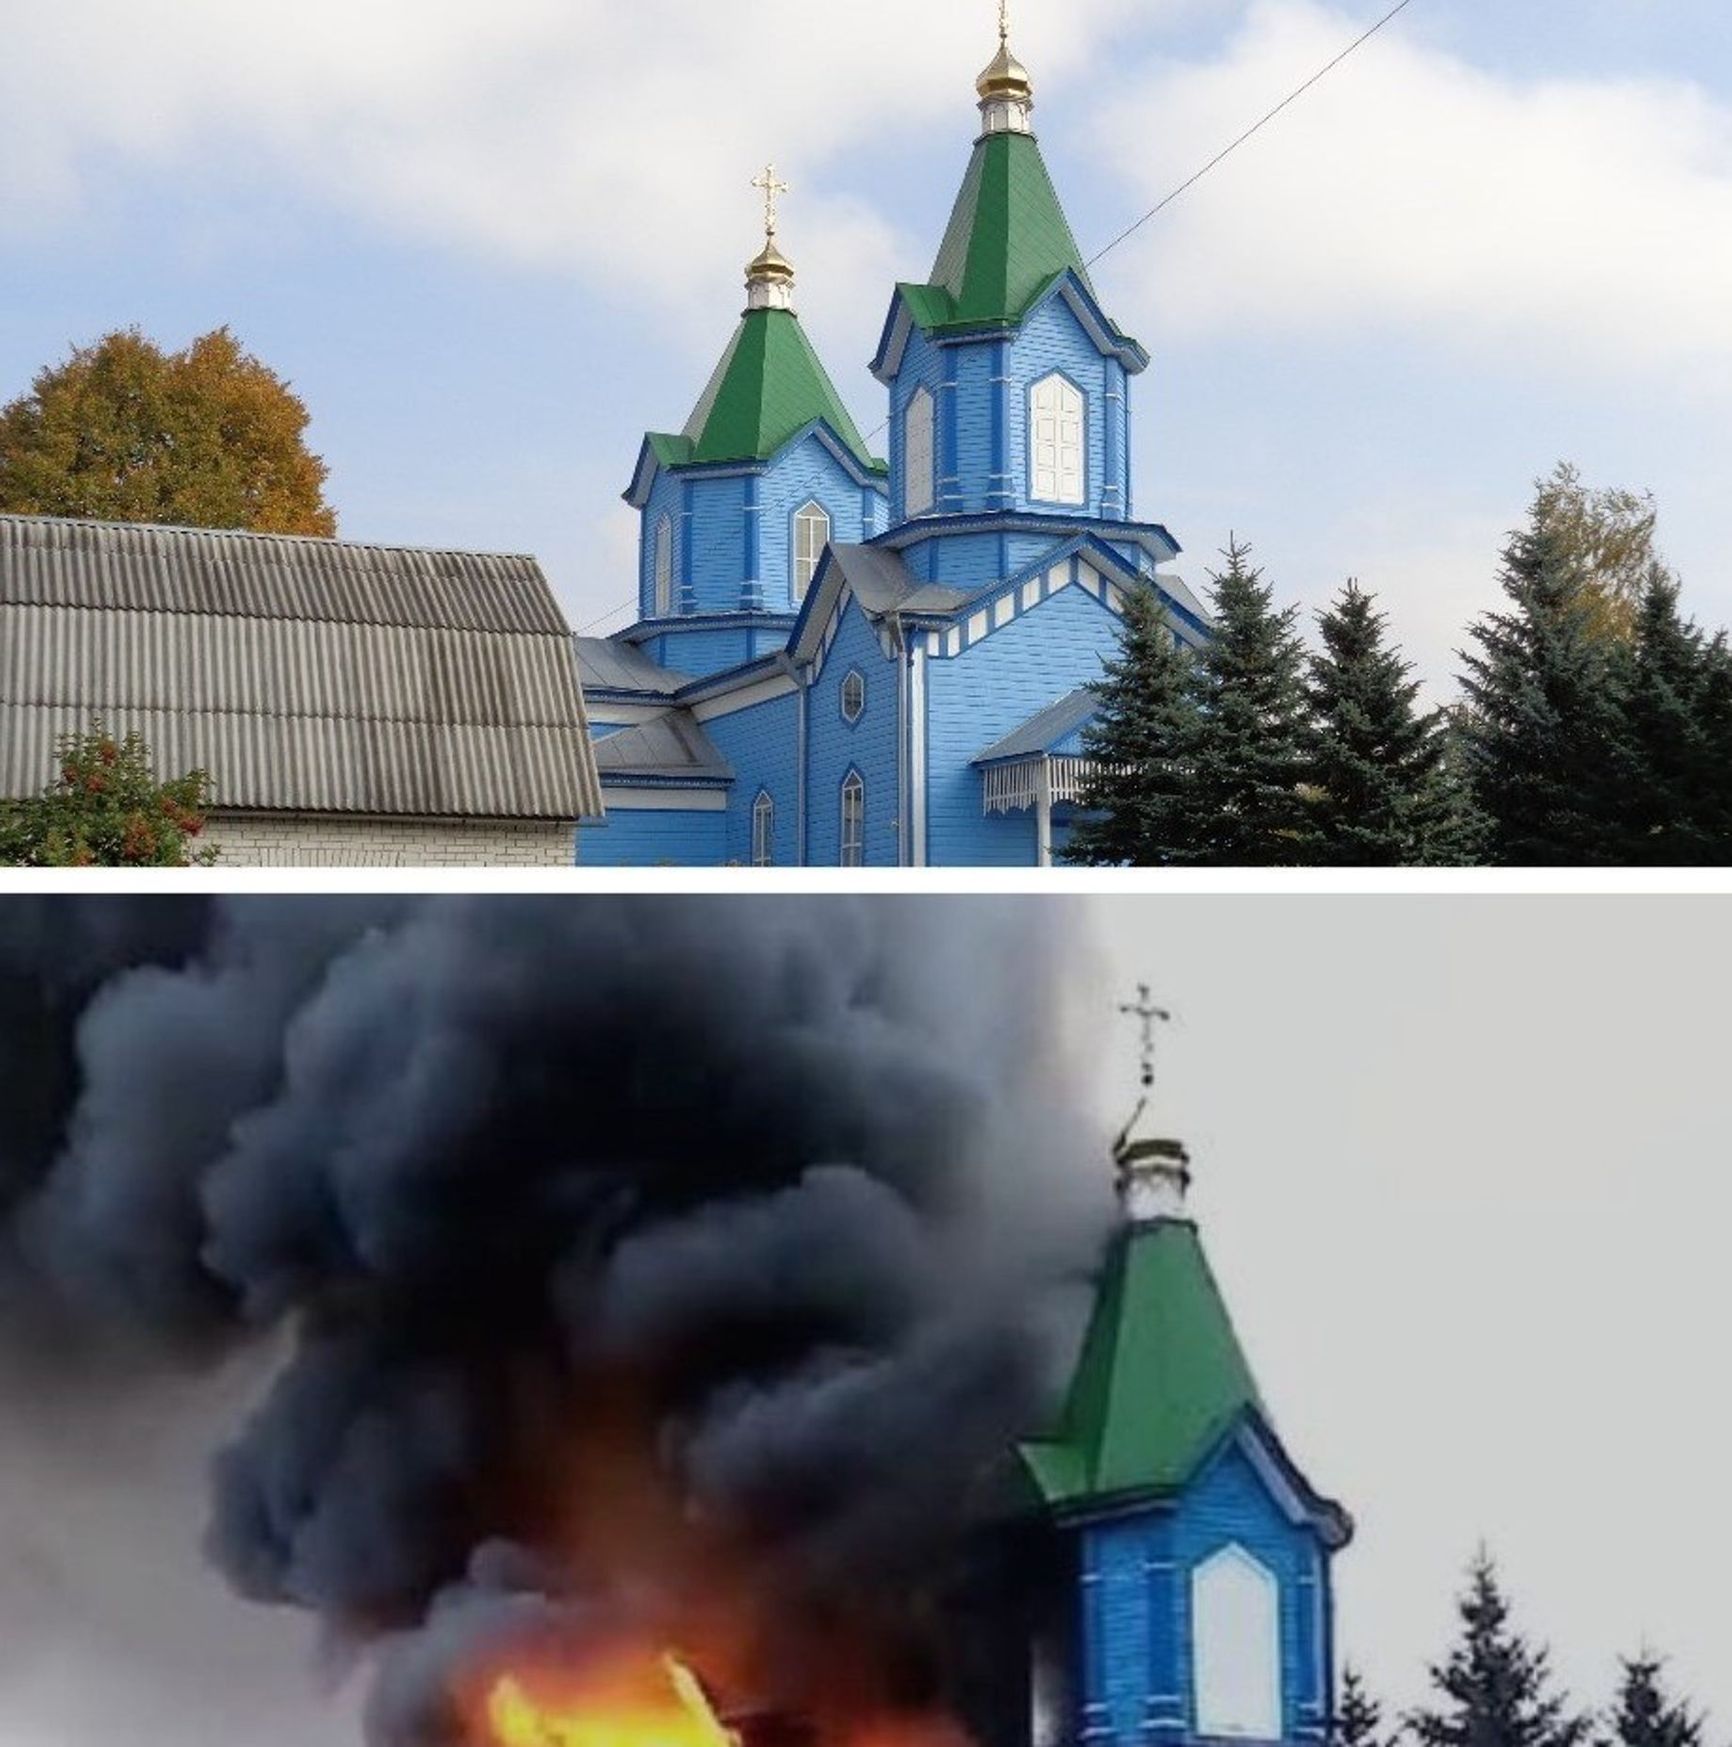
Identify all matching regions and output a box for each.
[1118,982,1173,1095]
[745,165,796,311]
[1112,987,1190,1225]
[751,164,790,242]
[977,0,1034,132]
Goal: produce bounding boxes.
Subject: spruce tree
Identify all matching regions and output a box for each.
[1185,538,1315,865]
[1336,1667,1391,1747]
[1457,525,1622,865]
[1607,572,1732,864]
[1306,580,1462,865]
[1064,584,1201,866]
[1605,1656,1704,1747]
[1408,1555,1589,1747]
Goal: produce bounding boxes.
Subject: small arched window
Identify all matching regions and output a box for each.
[793,501,830,604]
[1030,374,1085,506]
[653,515,674,616]
[840,770,865,868]
[841,668,866,725]
[904,387,936,518]
[1192,1545,1282,1740]
[752,791,776,868]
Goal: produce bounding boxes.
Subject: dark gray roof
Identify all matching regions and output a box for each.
[828,545,971,617]
[975,687,1099,764]
[591,710,732,782]
[0,514,601,820]
[573,636,692,696]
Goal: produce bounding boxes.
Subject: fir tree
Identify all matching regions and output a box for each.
[1185,538,1315,866]
[1337,1667,1392,1747]
[1457,525,1622,865]
[1606,572,1732,864]
[1604,1656,1705,1747]
[1306,580,1462,865]
[1408,1555,1589,1747]
[1064,583,1201,866]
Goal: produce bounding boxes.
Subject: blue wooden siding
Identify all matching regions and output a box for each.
[808,602,902,866]
[924,581,1120,866]
[577,807,726,867]
[1074,1440,1331,1747]
[702,690,800,865]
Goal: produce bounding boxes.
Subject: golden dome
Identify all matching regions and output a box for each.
[746,237,795,285]
[976,38,1033,103]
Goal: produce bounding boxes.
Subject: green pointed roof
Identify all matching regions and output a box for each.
[662,309,885,475]
[1020,1219,1262,1509]
[897,131,1135,345]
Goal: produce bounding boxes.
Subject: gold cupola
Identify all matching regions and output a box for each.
[745,165,797,312]
[977,2,1034,134]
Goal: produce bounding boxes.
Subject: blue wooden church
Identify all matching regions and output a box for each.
[946,1025,1352,1747]
[575,18,1207,867]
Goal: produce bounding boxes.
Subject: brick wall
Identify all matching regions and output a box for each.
[205,812,576,867]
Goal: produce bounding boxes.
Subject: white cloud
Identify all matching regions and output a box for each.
[0,0,1162,350]
[1092,0,1732,395]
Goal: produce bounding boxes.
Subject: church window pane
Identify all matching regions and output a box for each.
[841,669,866,724]
[793,502,830,603]
[752,791,775,868]
[1192,1545,1282,1740]
[840,770,865,867]
[1031,374,1085,506]
[905,387,936,518]
[654,515,674,616]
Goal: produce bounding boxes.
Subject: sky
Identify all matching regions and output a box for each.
[2,895,1726,1745]
[2,1,1731,685]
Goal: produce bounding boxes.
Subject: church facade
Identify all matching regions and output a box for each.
[576,23,1206,868]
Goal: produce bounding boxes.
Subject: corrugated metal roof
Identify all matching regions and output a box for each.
[591,709,732,782]
[974,687,1098,764]
[0,514,567,634]
[0,514,601,820]
[573,636,692,696]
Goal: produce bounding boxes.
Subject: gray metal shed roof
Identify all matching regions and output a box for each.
[828,545,972,617]
[0,514,601,820]
[573,636,692,696]
[974,687,1099,764]
[591,710,732,782]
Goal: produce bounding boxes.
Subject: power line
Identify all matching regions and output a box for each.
[576,597,637,635]
[1085,0,1421,269]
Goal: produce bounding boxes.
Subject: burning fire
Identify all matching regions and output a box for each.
[485,1651,739,1747]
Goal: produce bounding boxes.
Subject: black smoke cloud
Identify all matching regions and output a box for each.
[0,897,1112,1745]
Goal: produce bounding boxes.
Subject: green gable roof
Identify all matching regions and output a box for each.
[674,309,885,474]
[1020,1219,1262,1509]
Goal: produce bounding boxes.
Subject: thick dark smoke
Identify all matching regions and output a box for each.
[0,897,1112,1745]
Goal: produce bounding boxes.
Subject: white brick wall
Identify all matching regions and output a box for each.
[204,812,577,868]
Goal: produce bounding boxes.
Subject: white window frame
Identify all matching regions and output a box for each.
[904,387,936,518]
[841,668,866,725]
[654,514,674,616]
[840,770,865,868]
[751,791,775,868]
[1192,1544,1283,1741]
[1030,373,1085,507]
[792,501,831,604]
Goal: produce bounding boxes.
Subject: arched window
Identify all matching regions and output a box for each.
[793,501,830,604]
[904,387,936,518]
[1030,374,1085,506]
[841,668,866,725]
[752,791,776,868]
[840,770,865,867]
[1192,1545,1282,1740]
[653,515,674,616]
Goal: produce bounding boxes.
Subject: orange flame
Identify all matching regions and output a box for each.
[485,1650,739,1747]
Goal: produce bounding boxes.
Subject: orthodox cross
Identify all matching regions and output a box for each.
[751,164,790,241]
[1119,984,1173,1093]
[998,0,1012,45]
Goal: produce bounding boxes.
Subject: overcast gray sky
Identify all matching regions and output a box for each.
[0,896,1724,1741]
